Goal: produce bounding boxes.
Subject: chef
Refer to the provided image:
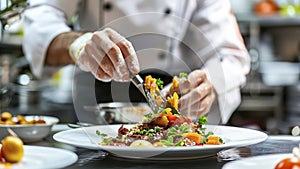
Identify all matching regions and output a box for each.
[22,0,250,124]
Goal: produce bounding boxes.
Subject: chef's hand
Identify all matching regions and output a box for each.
[69,28,140,82]
[162,70,216,117]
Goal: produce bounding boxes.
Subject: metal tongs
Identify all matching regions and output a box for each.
[131,74,167,113]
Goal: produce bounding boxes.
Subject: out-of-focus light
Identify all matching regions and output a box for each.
[18,74,31,85]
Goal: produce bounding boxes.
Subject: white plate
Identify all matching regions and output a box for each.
[222,154,293,169]
[53,124,268,160]
[3,145,78,169]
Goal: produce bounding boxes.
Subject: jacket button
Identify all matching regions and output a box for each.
[158,52,166,60]
[164,8,172,15]
[103,2,113,11]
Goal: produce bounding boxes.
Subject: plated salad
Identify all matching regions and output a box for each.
[96,73,224,147]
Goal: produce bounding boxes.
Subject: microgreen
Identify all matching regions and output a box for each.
[157,108,166,114]
[179,72,188,78]
[96,130,107,137]
[198,116,208,125]
[144,113,152,119]
[156,78,164,89]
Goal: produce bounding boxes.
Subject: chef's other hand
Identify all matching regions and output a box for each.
[69,28,140,82]
[162,70,216,117]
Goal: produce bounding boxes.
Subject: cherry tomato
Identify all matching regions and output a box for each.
[167,115,177,126]
[275,157,300,169]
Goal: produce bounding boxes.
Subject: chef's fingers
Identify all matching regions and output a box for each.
[92,29,130,81]
[78,51,111,81]
[181,93,215,117]
[94,65,112,82]
[176,77,191,96]
[107,29,140,74]
[179,82,214,114]
[173,70,207,96]
[76,51,89,72]
[85,41,114,78]
[188,70,207,88]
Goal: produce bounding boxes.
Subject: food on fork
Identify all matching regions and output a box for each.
[96,73,224,147]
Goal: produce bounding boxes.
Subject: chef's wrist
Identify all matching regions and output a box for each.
[69,32,93,62]
[46,31,84,66]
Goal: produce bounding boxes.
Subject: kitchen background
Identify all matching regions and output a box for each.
[0,0,299,134]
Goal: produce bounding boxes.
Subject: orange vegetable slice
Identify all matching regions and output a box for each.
[182,132,203,145]
[206,135,222,145]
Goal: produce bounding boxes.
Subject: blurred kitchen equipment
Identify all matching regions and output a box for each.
[285,83,300,132]
[230,0,255,14]
[0,55,9,95]
[259,61,300,86]
[84,102,151,124]
[269,27,300,62]
[0,54,16,109]
[0,0,27,41]
[12,78,50,108]
[6,57,50,110]
[42,65,74,104]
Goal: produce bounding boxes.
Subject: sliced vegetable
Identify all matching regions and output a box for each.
[182,132,203,145]
[206,135,222,145]
[167,92,179,110]
[153,115,169,127]
[130,140,154,148]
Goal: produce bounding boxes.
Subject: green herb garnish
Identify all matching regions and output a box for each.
[148,133,154,139]
[160,140,173,146]
[167,124,189,137]
[144,113,152,119]
[198,116,208,125]
[102,138,114,145]
[219,137,224,143]
[160,135,185,146]
[148,129,155,133]
[174,139,185,146]
[155,126,161,132]
[156,78,164,89]
[157,108,166,114]
[198,116,208,132]
[179,72,188,78]
[96,130,107,137]
[140,129,147,135]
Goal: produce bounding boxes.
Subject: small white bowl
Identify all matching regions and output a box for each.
[0,116,59,143]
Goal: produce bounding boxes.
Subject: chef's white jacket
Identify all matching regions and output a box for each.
[22,0,250,123]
